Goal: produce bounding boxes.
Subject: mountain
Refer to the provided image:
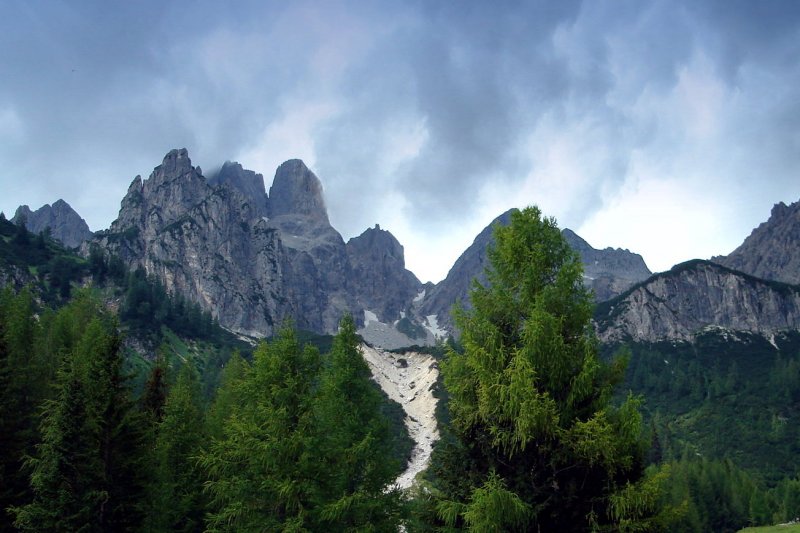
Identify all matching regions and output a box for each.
[561,228,652,301]
[713,200,800,285]
[595,260,800,344]
[417,209,515,332]
[417,210,652,333]
[208,161,268,217]
[346,224,422,323]
[13,199,93,248]
[90,148,428,339]
[93,148,289,336]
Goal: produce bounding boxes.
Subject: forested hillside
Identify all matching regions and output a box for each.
[3,208,800,531]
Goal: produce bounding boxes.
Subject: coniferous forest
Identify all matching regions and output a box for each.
[2,210,800,532]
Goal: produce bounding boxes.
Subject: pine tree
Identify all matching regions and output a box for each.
[434,207,655,531]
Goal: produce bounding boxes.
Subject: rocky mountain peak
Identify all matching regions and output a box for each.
[110,148,207,233]
[209,161,268,216]
[714,198,800,285]
[13,199,93,248]
[562,228,652,301]
[268,159,329,223]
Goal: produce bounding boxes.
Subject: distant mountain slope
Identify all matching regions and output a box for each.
[595,260,800,343]
[13,199,93,248]
[714,199,800,285]
[561,229,651,301]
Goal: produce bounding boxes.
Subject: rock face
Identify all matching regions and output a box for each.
[346,224,422,323]
[595,260,800,344]
[714,200,800,285]
[208,161,268,217]
[268,159,329,223]
[95,149,288,336]
[13,199,93,248]
[93,148,368,336]
[562,229,652,301]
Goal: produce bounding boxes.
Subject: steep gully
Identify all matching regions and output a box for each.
[360,345,440,490]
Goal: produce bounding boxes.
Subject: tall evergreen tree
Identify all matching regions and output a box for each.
[144,364,207,532]
[12,310,146,532]
[201,326,322,531]
[313,315,402,530]
[0,287,44,530]
[433,206,658,531]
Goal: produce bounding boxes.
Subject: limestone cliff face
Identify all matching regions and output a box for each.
[95,149,289,336]
[269,159,329,223]
[562,229,652,301]
[208,161,268,217]
[346,224,422,323]
[714,200,800,285]
[595,260,800,343]
[13,199,93,248]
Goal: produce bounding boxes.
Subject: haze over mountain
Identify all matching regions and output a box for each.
[3,2,800,284]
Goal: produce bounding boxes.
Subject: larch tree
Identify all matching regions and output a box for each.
[435,206,663,531]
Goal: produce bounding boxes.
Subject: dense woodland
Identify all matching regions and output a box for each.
[2,210,800,531]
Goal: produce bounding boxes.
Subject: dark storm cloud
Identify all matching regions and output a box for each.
[1,0,799,279]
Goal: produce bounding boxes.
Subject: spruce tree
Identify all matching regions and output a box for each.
[434,206,656,531]
[12,310,145,532]
[144,364,207,532]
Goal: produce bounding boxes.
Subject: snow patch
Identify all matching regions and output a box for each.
[413,289,426,303]
[361,345,439,490]
[424,314,447,339]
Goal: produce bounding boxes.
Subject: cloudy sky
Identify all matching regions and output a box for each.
[2,1,799,283]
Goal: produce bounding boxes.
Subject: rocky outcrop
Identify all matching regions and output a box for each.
[268,159,329,223]
[562,229,652,301]
[346,224,422,323]
[595,260,800,343]
[13,199,93,248]
[714,200,800,285]
[209,161,268,217]
[95,149,289,336]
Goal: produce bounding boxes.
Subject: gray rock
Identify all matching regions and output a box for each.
[346,224,422,323]
[13,199,93,248]
[268,159,329,223]
[561,229,652,301]
[595,260,800,343]
[209,161,268,217]
[713,200,800,285]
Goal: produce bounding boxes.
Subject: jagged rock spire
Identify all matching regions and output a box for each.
[268,159,329,223]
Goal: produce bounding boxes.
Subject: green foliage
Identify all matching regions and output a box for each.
[144,364,208,532]
[432,206,654,531]
[202,320,403,531]
[11,297,147,532]
[616,330,800,483]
